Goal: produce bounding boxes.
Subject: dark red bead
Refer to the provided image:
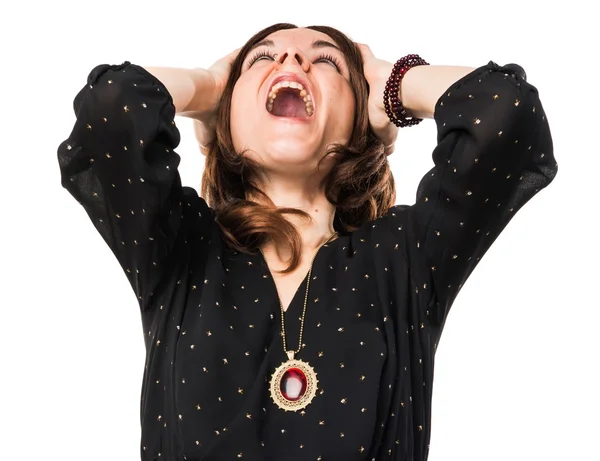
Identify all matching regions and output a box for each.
[280,368,307,401]
[382,54,429,128]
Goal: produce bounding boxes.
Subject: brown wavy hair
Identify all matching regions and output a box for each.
[201,23,395,272]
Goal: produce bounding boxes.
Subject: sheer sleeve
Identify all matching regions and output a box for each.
[57,62,213,310]
[390,61,557,327]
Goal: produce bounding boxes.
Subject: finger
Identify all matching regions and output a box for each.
[355,43,374,59]
[193,120,215,157]
[228,47,242,62]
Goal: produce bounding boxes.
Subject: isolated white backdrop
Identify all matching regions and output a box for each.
[1,0,598,460]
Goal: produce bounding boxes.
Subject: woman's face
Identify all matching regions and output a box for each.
[230,28,356,175]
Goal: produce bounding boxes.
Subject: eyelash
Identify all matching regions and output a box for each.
[247,49,342,71]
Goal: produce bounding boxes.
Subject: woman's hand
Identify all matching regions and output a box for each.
[194,48,240,155]
[356,43,398,155]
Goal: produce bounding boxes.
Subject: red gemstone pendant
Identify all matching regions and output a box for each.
[270,355,318,412]
[280,368,307,401]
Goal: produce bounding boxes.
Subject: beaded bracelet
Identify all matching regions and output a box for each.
[383,54,430,127]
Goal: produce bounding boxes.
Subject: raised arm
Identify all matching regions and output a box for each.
[142,66,220,118]
[146,48,240,154]
[390,61,557,327]
[57,62,216,310]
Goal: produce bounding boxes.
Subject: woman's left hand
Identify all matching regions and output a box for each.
[356,43,398,155]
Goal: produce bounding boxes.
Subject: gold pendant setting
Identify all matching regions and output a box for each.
[269,351,318,412]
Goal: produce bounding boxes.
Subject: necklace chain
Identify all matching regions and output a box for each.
[261,232,338,356]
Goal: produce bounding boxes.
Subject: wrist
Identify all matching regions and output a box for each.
[398,66,430,119]
[187,68,219,116]
[383,55,430,126]
[399,65,477,120]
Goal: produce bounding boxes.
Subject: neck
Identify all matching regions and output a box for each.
[251,174,336,264]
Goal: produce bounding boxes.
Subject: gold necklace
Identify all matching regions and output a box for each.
[261,232,338,412]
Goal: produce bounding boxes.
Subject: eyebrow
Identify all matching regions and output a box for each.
[246,38,342,55]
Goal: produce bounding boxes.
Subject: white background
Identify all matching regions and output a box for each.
[1,0,598,460]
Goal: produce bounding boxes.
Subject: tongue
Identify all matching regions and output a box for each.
[271,88,308,118]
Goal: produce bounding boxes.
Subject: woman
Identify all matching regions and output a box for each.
[57,22,556,461]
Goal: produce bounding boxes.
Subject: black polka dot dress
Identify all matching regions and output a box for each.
[57,61,557,460]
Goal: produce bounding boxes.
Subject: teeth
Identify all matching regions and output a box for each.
[266,80,314,116]
[270,81,304,92]
[306,101,314,116]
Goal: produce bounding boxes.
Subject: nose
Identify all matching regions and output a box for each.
[277,47,310,72]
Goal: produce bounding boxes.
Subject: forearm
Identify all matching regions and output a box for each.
[399,65,476,119]
[142,66,217,118]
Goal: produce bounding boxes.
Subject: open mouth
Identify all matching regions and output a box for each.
[266,81,314,118]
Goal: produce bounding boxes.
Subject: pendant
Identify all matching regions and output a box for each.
[269,351,318,412]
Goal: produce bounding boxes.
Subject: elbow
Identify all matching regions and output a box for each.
[502,63,527,82]
[72,62,133,119]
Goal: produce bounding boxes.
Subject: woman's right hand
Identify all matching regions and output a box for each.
[194,48,240,155]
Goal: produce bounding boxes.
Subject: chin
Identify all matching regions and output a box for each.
[241,147,331,180]
[263,140,326,169]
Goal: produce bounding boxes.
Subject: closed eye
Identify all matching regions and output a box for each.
[315,53,341,71]
[247,49,276,67]
[247,49,343,73]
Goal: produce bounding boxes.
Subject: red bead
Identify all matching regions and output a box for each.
[383,54,429,128]
[280,368,307,401]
